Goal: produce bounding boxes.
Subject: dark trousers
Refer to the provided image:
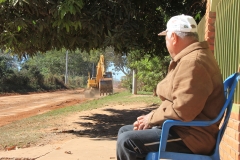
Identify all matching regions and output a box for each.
[116,125,192,160]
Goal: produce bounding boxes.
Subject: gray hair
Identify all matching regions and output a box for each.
[174,32,199,41]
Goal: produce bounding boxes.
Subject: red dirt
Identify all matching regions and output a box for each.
[0,89,89,127]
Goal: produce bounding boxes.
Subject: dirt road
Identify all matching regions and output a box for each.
[0,89,89,126]
[0,89,159,159]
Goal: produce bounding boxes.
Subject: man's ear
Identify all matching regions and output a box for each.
[172,33,178,45]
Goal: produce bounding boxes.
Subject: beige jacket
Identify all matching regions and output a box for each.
[149,41,225,154]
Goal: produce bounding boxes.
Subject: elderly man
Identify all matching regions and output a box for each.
[116,15,225,160]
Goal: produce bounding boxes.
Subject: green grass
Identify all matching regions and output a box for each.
[0,91,161,150]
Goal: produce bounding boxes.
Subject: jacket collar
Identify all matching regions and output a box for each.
[173,41,209,62]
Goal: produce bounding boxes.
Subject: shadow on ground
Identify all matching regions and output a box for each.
[58,104,159,140]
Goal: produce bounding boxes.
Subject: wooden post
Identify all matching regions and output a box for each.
[65,50,68,85]
[132,69,137,94]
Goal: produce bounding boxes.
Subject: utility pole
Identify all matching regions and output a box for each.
[65,50,68,84]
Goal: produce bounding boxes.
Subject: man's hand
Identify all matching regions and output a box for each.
[133,112,153,130]
[133,121,139,130]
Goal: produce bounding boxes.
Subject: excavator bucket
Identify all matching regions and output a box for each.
[99,78,113,96]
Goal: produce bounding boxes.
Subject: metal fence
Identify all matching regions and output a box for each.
[215,0,240,103]
[197,15,206,42]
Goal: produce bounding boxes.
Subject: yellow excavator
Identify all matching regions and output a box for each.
[84,55,113,97]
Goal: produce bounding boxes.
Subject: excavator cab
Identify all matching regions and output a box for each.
[103,72,112,78]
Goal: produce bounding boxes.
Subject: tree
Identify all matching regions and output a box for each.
[0,51,20,76]
[104,47,130,76]
[0,0,206,57]
[22,49,93,77]
[130,53,171,93]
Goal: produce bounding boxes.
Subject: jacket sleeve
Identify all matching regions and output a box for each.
[148,60,213,126]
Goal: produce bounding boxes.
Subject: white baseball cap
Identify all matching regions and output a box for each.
[158,14,197,36]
